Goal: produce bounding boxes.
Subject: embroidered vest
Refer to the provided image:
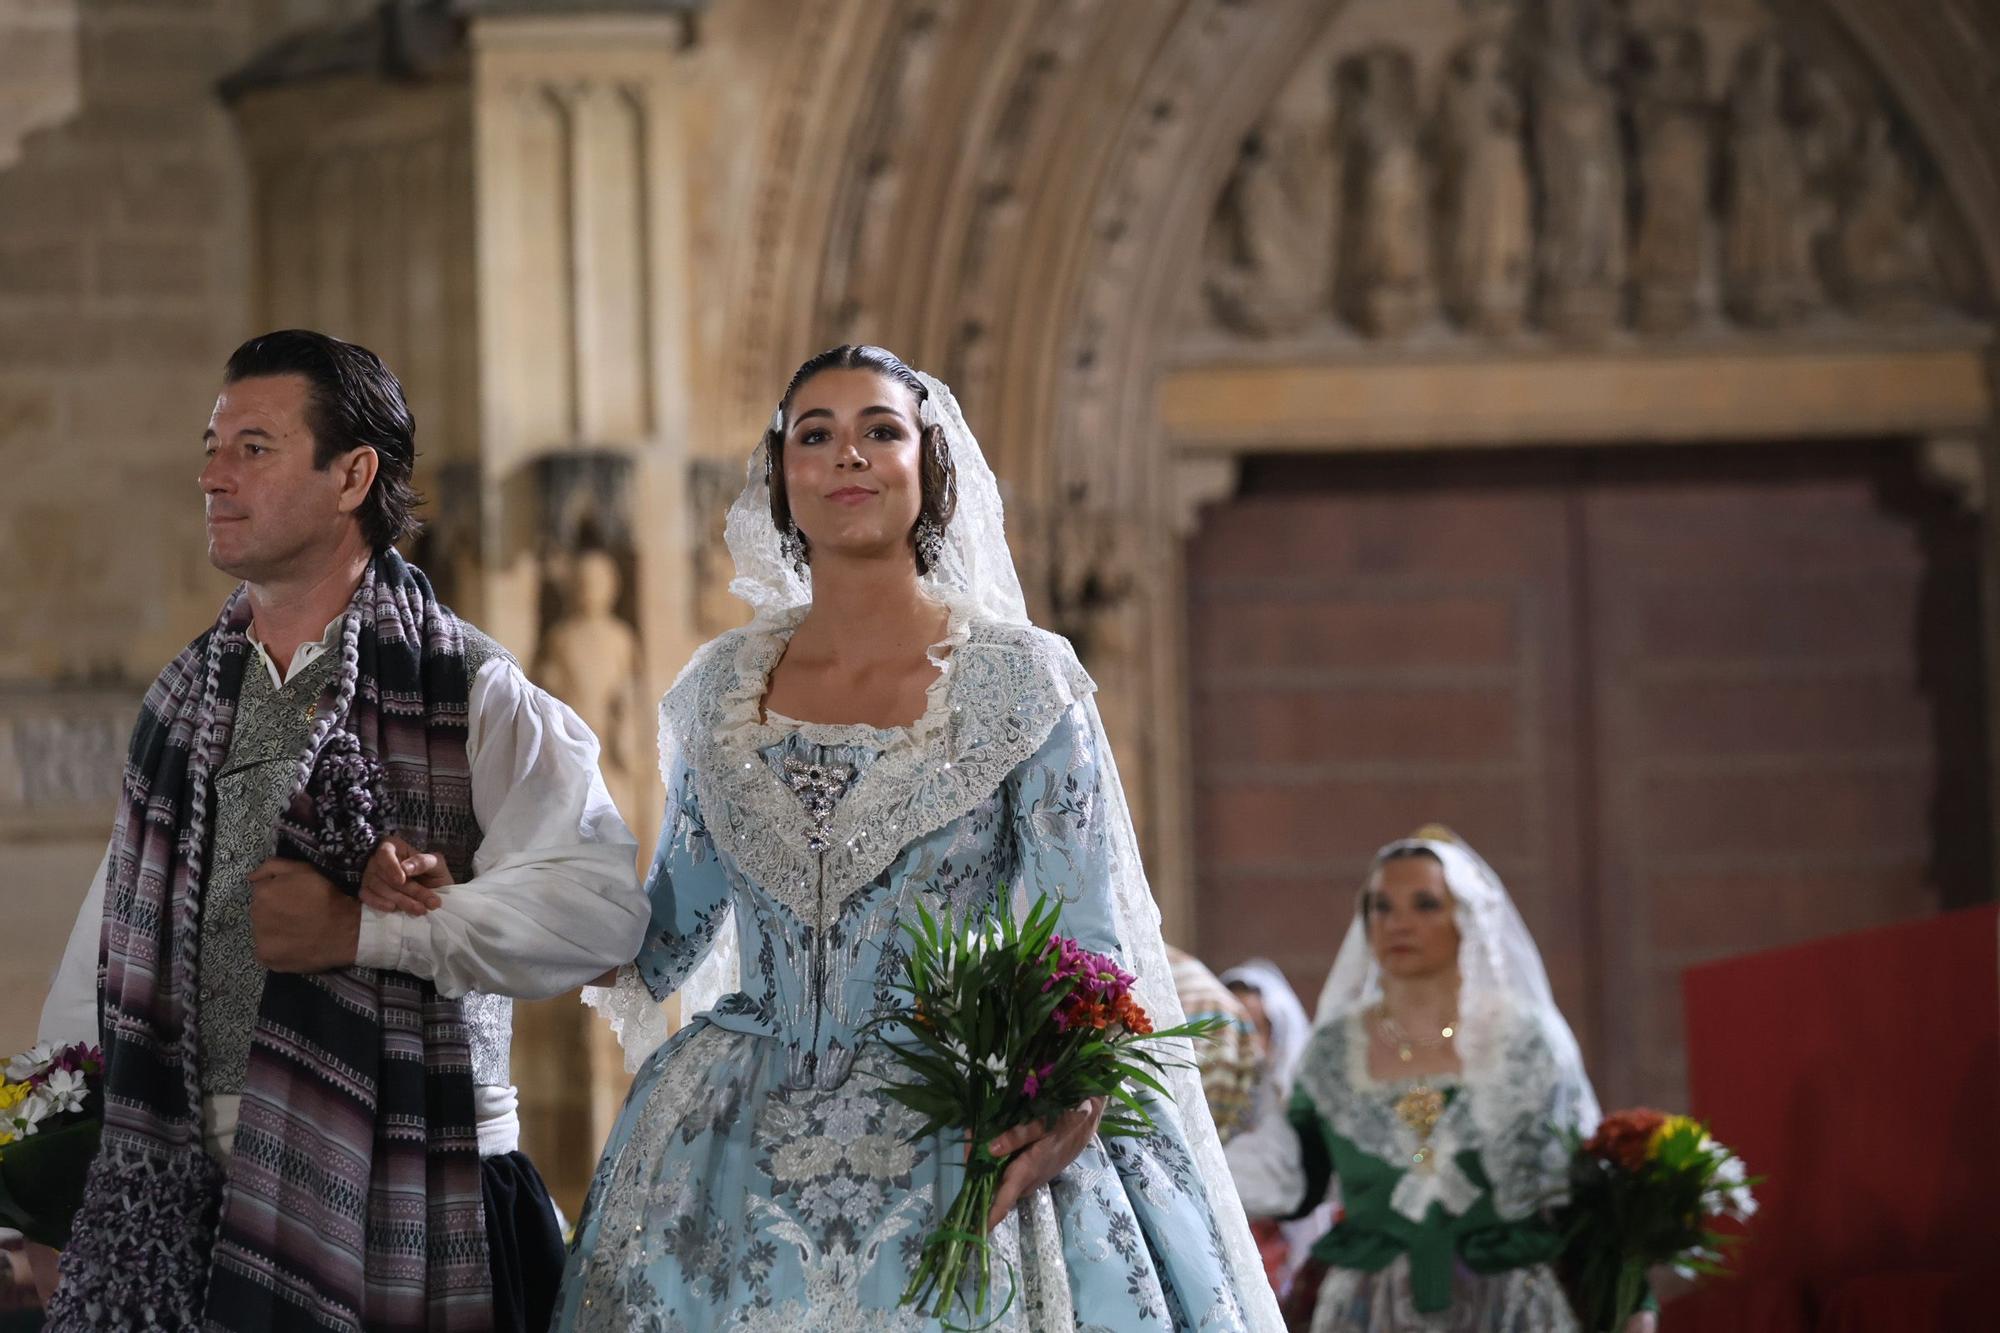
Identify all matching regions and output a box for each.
[196,628,515,1096]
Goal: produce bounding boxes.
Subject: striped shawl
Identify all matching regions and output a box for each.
[49,551,493,1333]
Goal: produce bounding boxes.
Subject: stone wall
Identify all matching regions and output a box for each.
[0,0,373,1053]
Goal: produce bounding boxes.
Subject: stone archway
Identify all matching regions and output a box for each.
[969,0,2000,1111]
[722,0,1994,933]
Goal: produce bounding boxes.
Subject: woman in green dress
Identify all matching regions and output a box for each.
[1240,829,1649,1332]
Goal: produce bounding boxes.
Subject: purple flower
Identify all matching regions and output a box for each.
[1022,1063,1055,1099]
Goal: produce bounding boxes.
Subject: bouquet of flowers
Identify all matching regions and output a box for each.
[869,894,1221,1330]
[1559,1107,1758,1332]
[0,1041,104,1247]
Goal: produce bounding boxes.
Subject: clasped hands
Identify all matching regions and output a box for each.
[259,836,1092,1234]
[247,834,451,973]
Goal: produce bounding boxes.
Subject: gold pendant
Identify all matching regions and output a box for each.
[1397,1045,1414,1063]
[1393,1085,1446,1142]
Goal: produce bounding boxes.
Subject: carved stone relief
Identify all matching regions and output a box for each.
[1530,0,1626,337]
[1435,35,1531,336]
[945,0,1096,410]
[1826,114,1939,322]
[817,1,961,346]
[1628,24,1711,333]
[1196,0,1971,346]
[1721,35,1821,328]
[1204,82,1338,338]
[1338,48,1432,338]
[0,701,128,818]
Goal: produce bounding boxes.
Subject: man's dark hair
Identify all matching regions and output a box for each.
[223,329,424,549]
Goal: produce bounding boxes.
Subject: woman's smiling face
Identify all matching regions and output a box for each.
[780,367,925,566]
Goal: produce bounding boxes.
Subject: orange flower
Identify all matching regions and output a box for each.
[1067,999,1112,1031]
[1587,1107,1669,1173]
[1113,994,1154,1035]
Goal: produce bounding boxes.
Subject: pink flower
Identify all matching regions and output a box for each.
[1022,1063,1055,1100]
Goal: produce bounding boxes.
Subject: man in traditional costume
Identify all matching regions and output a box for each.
[34,329,648,1333]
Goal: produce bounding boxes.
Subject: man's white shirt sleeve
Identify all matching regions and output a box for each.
[353,656,647,998]
[37,846,110,1046]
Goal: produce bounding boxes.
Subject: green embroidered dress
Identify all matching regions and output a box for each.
[1285,1004,1585,1332]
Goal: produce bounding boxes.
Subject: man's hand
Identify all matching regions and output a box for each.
[24,1240,60,1304]
[982,1096,1107,1232]
[248,857,360,972]
[359,834,451,917]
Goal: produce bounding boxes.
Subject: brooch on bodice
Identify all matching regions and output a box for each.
[1394,1085,1448,1170]
[780,755,857,853]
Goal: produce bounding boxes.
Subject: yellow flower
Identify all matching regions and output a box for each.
[0,1079,23,1148]
[1647,1113,1703,1159]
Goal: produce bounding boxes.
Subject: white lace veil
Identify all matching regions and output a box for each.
[1219,958,1311,1092]
[1313,829,1601,1138]
[718,369,1028,629]
[604,364,1283,1330]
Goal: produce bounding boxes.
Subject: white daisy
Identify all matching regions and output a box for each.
[4,1042,55,1082]
[39,1067,88,1116]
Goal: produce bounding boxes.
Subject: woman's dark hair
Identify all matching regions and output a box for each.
[223,329,424,550]
[765,344,957,574]
[1360,844,1446,933]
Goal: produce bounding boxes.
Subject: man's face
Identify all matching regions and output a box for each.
[199,374,368,582]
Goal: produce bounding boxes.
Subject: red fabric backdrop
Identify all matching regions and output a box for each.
[1676,905,2000,1331]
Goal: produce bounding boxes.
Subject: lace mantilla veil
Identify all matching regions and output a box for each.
[583,369,1284,1330]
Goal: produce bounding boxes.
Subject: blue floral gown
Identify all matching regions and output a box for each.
[554,616,1258,1332]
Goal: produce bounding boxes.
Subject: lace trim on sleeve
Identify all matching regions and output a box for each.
[581,964,675,1074]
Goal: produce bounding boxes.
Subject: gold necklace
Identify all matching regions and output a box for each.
[1377,1006,1457,1064]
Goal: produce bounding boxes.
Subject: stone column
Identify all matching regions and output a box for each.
[469,9,699,1209]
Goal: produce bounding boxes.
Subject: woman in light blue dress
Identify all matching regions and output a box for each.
[556,346,1280,1332]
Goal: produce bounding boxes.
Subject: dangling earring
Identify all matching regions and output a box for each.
[780,522,809,575]
[913,515,944,572]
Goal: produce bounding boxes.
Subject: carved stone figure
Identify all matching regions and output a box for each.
[1827,114,1937,322]
[1629,26,1712,334]
[534,548,646,827]
[1530,14,1625,338]
[1338,48,1432,338]
[1722,36,1821,327]
[1204,103,1338,337]
[1435,37,1531,336]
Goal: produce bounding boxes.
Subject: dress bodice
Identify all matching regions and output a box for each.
[708,722,1017,1089]
[632,614,1113,1092]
